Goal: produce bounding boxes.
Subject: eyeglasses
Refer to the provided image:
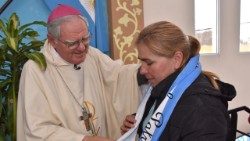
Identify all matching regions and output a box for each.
[57,32,91,49]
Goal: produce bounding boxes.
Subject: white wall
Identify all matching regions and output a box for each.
[144,0,250,135]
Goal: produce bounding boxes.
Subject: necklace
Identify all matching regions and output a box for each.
[55,66,98,136]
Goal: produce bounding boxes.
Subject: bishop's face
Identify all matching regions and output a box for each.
[137,43,183,86]
[51,17,90,65]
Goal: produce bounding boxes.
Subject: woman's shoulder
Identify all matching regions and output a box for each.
[177,74,231,111]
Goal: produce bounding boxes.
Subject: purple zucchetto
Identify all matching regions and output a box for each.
[47,4,81,24]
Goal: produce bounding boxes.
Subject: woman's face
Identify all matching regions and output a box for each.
[137,43,182,86]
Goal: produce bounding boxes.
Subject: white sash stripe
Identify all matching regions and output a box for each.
[140,86,175,141]
[117,86,153,141]
[79,0,95,23]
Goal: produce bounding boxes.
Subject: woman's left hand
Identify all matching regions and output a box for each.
[120,114,136,135]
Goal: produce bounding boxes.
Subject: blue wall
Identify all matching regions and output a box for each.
[0,0,50,40]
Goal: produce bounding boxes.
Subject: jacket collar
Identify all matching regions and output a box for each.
[151,70,181,99]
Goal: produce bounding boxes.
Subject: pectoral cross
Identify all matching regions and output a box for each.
[79,108,98,136]
[80,109,91,131]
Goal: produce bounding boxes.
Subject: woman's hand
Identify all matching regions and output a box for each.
[120,114,136,135]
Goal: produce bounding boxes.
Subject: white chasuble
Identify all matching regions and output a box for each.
[17,41,141,140]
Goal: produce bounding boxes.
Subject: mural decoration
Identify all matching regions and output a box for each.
[109,0,144,64]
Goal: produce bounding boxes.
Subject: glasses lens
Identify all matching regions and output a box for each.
[60,32,91,49]
[81,37,90,44]
[67,42,78,49]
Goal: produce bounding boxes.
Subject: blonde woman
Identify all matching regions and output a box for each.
[119,21,236,141]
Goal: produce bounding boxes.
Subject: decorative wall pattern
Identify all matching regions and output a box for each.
[108,0,144,64]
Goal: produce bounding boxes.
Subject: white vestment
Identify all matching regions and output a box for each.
[17,41,141,141]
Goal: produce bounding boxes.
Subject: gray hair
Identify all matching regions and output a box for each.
[47,15,89,39]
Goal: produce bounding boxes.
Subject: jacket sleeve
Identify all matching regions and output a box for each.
[17,61,84,141]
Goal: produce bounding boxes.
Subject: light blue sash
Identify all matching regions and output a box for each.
[140,55,202,141]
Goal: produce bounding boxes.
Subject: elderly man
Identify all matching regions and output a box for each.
[17,4,141,141]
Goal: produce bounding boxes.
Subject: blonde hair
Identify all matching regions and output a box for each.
[203,71,220,90]
[136,21,199,67]
[136,21,219,89]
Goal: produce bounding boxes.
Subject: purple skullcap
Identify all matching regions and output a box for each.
[47,4,81,24]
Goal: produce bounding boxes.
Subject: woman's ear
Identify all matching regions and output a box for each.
[173,51,183,69]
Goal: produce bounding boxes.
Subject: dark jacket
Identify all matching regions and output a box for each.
[137,72,236,141]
